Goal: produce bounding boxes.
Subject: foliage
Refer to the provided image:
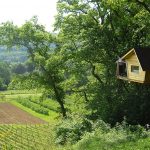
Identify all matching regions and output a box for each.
[29,97,59,113]
[0,17,67,117]
[11,63,27,74]
[25,60,35,73]
[55,115,92,145]
[8,75,41,90]
[0,61,11,90]
[73,121,150,150]
[1,1,149,123]
[54,0,150,125]
[55,117,150,149]
[0,46,27,63]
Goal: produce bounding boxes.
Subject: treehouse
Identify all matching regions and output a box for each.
[116,48,150,83]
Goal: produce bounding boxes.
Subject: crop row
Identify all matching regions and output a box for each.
[0,124,54,150]
[17,98,49,115]
[29,98,59,112]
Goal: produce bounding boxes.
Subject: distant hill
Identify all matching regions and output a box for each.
[0,43,56,64]
[0,46,27,63]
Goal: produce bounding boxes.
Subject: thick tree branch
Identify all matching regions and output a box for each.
[68,89,89,102]
[136,0,150,13]
[90,63,104,84]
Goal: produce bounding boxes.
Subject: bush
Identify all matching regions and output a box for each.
[73,124,149,150]
[73,121,150,150]
[55,115,93,145]
[55,116,150,150]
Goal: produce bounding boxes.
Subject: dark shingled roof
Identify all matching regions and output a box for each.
[134,47,150,71]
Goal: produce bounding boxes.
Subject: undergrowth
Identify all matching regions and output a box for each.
[55,116,150,150]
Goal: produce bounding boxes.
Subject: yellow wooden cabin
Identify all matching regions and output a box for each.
[116,48,150,83]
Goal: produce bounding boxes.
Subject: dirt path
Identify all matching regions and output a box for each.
[0,102,47,124]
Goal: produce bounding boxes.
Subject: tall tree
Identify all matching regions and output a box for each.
[54,0,150,124]
[0,61,11,90]
[0,18,67,117]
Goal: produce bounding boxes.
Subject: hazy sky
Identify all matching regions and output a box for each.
[0,0,58,31]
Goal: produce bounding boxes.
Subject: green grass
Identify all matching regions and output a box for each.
[30,98,60,112]
[4,93,41,100]
[0,90,42,101]
[0,89,39,95]
[112,138,150,150]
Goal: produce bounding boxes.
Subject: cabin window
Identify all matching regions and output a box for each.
[131,65,139,74]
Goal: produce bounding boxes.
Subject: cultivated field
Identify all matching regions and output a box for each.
[0,90,61,150]
[0,124,55,150]
[0,91,57,150]
[0,103,46,124]
[0,100,57,150]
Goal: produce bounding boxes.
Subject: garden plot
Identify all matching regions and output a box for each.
[0,103,46,124]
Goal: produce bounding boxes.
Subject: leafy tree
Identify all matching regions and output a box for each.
[11,63,26,74]
[0,61,11,90]
[25,60,35,73]
[0,18,67,117]
[55,0,150,124]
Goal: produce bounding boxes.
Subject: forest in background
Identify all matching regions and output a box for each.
[0,46,27,63]
[0,0,150,149]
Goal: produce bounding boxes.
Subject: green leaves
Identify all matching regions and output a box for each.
[54,0,150,123]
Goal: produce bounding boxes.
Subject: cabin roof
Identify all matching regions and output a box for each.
[135,47,150,71]
[121,47,150,71]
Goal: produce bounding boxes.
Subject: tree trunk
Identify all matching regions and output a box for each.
[58,99,67,118]
[91,63,104,85]
[53,83,67,118]
[39,65,67,118]
[83,91,89,102]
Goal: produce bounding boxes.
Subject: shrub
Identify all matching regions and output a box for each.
[73,121,150,150]
[55,116,150,150]
[55,115,93,145]
[73,127,149,150]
